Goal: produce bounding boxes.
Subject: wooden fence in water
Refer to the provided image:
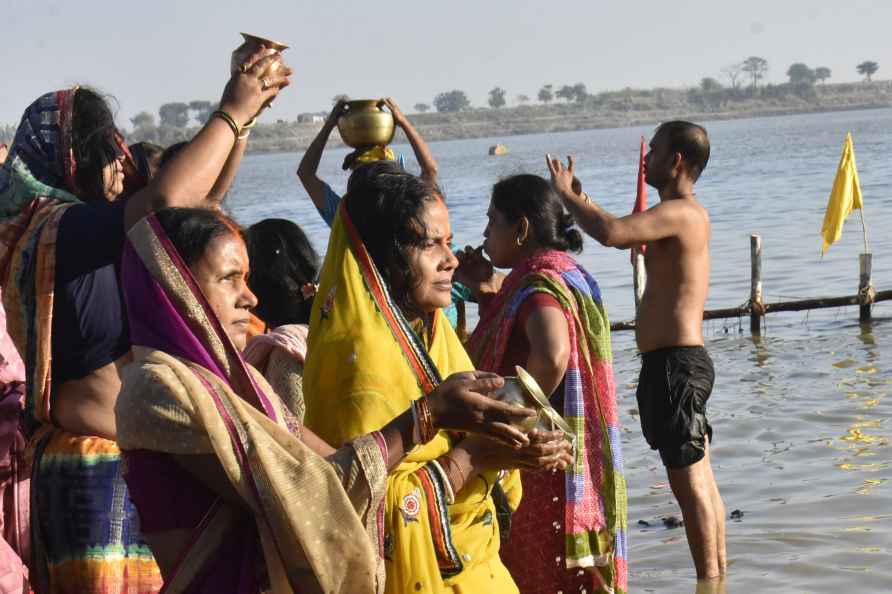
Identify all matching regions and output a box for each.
[609,234,890,333]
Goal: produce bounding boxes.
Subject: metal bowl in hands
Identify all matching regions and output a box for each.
[337,100,396,149]
[491,366,575,445]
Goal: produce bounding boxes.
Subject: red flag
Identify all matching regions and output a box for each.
[631,136,648,263]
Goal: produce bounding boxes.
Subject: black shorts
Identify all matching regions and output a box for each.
[636,346,715,469]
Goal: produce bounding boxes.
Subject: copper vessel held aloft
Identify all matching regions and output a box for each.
[231,32,289,76]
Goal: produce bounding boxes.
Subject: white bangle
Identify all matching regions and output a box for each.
[429,460,456,504]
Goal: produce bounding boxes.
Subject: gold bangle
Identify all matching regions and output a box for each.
[412,397,436,444]
[242,116,258,129]
[211,110,240,139]
[237,130,251,142]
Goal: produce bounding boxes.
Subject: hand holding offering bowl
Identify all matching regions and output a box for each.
[229,33,291,113]
[426,371,536,448]
[231,33,289,76]
[491,366,575,447]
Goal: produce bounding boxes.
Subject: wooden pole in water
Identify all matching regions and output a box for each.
[750,234,763,334]
[859,252,873,322]
[857,202,873,323]
[633,249,646,310]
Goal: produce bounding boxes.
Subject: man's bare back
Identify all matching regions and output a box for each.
[636,197,711,353]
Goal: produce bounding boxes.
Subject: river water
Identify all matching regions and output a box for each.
[228,108,892,593]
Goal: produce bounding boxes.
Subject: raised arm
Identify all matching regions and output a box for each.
[296,101,347,212]
[546,154,688,249]
[205,135,248,205]
[381,98,438,183]
[124,48,291,229]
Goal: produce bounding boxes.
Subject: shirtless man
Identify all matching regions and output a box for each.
[546,120,725,580]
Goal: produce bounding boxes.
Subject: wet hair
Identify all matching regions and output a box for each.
[72,87,121,201]
[245,219,320,326]
[344,160,440,313]
[655,120,710,182]
[129,141,163,180]
[160,141,189,168]
[490,174,583,254]
[154,207,243,268]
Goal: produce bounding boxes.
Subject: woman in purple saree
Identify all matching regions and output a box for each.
[115,208,537,594]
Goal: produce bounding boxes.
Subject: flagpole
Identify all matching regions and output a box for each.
[858,205,870,254]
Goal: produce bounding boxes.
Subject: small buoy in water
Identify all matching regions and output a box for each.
[488,144,508,156]
[730,509,744,521]
[637,519,651,527]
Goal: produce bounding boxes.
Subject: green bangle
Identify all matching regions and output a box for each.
[211,110,240,139]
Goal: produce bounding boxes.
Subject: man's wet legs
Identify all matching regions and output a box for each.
[666,438,725,579]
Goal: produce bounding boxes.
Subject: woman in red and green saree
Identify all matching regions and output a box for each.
[302,162,574,594]
[115,207,540,594]
[457,174,628,594]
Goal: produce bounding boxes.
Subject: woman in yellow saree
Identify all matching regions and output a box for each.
[303,162,573,594]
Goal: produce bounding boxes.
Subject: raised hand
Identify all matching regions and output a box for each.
[427,371,536,447]
[221,47,293,126]
[546,154,583,199]
[455,245,494,286]
[380,97,407,127]
[326,99,349,127]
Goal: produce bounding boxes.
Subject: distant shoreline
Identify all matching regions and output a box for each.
[250,102,892,155]
[6,80,887,152]
[244,81,892,153]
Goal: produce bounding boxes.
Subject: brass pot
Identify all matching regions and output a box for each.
[337,100,395,148]
[231,32,289,76]
[490,366,576,446]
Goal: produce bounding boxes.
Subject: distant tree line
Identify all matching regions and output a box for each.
[127,100,218,145]
[423,58,881,114]
[2,58,882,145]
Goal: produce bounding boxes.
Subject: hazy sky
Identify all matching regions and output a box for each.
[2,0,890,127]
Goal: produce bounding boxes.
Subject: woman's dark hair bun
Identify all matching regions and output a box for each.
[558,212,584,252]
[491,174,583,255]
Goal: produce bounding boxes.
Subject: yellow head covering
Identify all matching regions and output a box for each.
[344,145,396,170]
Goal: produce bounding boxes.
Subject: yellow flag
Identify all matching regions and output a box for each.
[820,133,863,253]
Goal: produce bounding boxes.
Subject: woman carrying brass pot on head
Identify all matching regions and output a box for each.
[295,98,468,330]
[297,97,437,226]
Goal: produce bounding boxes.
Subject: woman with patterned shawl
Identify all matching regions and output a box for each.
[457,174,628,594]
[115,207,540,594]
[0,45,292,593]
[302,162,574,594]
